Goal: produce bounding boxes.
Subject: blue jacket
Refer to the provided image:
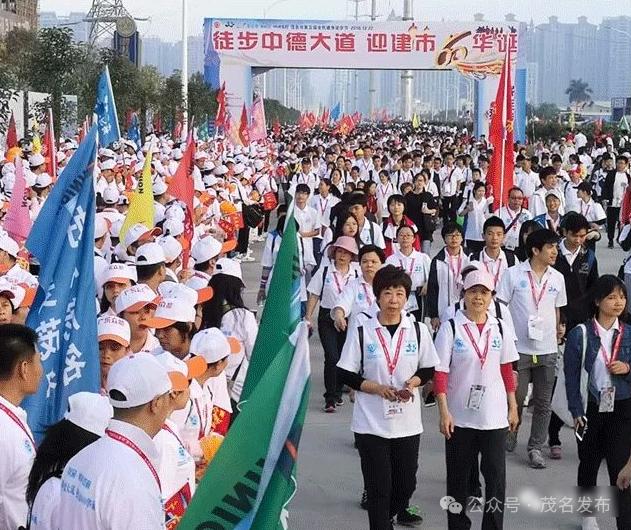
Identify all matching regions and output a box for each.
[564,321,631,418]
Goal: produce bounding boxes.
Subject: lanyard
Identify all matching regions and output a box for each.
[193,397,207,439]
[593,320,624,367]
[319,197,329,215]
[361,283,373,306]
[399,257,416,275]
[0,402,35,449]
[483,256,502,288]
[581,202,591,217]
[331,271,347,295]
[462,324,491,368]
[375,327,406,376]
[527,271,548,312]
[106,429,161,492]
[161,423,185,449]
[380,184,391,196]
[449,253,462,285]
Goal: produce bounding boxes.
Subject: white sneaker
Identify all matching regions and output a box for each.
[241,250,255,263]
[582,516,599,530]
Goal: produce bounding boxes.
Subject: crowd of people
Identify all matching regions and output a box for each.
[0,120,631,530]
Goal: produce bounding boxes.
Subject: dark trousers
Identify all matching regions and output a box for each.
[606,206,621,244]
[577,398,631,529]
[236,225,250,254]
[259,210,272,235]
[318,309,346,403]
[446,427,507,530]
[355,433,420,530]
[442,195,458,224]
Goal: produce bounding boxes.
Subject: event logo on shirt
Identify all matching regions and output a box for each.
[454,338,465,352]
[366,343,379,359]
[358,292,364,301]
[519,280,528,289]
[404,341,418,355]
[491,336,502,350]
[23,438,34,454]
[547,285,558,294]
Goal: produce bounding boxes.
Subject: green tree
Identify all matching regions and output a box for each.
[565,78,593,105]
[160,72,183,133]
[187,72,216,125]
[264,98,300,124]
[534,103,561,121]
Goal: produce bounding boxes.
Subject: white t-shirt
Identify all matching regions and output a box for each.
[496,261,567,355]
[386,249,431,312]
[0,396,35,530]
[459,197,490,241]
[572,199,606,224]
[332,276,379,328]
[309,194,340,231]
[154,419,196,503]
[591,319,618,392]
[612,172,629,207]
[434,310,519,429]
[337,314,439,438]
[358,219,386,249]
[307,264,359,309]
[58,419,164,530]
[30,476,61,530]
[497,206,533,250]
[294,204,321,266]
[222,308,258,403]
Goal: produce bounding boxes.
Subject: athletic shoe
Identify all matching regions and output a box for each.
[241,252,255,263]
[360,490,368,510]
[581,516,600,530]
[323,402,336,413]
[396,506,423,527]
[505,431,517,452]
[335,397,344,406]
[423,391,436,407]
[528,449,546,469]
[549,445,562,460]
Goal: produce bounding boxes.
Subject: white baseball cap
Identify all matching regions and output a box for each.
[191,237,237,263]
[462,270,495,292]
[97,315,131,347]
[163,218,184,237]
[107,353,173,409]
[34,173,52,188]
[152,351,206,391]
[214,258,244,284]
[145,297,196,328]
[102,186,120,204]
[100,262,137,286]
[189,328,241,364]
[124,223,162,248]
[100,159,116,171]
[157,236,183,263]
[153,178,168,196]
[95,213,111,239]
[0,233,19,258]
[64,392,113,436]
[28,153,45,167]
[135,242,166,266]
[0,278,20,310]
[158,280,213,305]
[114,284,160,314]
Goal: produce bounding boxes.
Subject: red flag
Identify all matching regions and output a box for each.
[167,132,196,268]
[42,108,57,181]
[595,118,603,136]
[216,82,227,129]
[238,104,250,145]
[5,111,17,151]
[487,50,514,210]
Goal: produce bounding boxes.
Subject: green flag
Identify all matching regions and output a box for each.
[619,116,630,133]
[240,211,301,401]
[178,212,309,528]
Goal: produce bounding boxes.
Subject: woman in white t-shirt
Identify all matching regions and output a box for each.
[27,393,112,530]
[434,270,519,530]
[338,265,439,529]
[386,225,431,321]
[457,181,491,254]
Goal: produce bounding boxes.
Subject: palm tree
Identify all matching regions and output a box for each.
[565,79,593,105]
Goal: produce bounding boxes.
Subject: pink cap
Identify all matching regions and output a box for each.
[463,270,495,292]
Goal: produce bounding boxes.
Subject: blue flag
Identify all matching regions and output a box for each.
[95,65,121,148]
[330,102,341,122]
[128,112,141,150]
[23,125,100,441]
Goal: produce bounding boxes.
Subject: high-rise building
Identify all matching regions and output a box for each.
[39,11,90,43]
[600,16,631,99]
[1,0,37,36]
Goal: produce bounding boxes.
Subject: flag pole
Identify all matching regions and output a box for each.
[498,51,509,210]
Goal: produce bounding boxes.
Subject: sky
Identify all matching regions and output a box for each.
[39,0,631,42]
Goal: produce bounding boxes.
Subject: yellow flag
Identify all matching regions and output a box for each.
[119,147,154,243]
[412,113,420,129]
[32,120,42,154]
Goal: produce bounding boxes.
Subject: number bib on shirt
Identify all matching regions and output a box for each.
[466,385,486,411]
[383,398,404,419]
[599,386,615,413]
[527,316,544,341]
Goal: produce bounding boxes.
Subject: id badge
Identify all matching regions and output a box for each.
[527,316,544,341]
[383,398,404,419]
[599,386,616,413]
[466,385,486,411]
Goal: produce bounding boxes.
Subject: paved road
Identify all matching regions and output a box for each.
[238,232,625,530]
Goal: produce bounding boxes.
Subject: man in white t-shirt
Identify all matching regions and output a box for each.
[0,325,42,530]
[293,183,322,272]
[497,186,533,250]
[58,353,173,530]
[496,229,567,469]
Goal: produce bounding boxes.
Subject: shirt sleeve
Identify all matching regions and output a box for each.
[555,276,568,307]
[372,222,386,249]
[495,269,512,304]
[333,283,355,316]
[433,320,454,373]
[337,323,362,374]
[261,234,275,268]
[417,323,440,368]
[499,322,520,364]
[306,267,325,297]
